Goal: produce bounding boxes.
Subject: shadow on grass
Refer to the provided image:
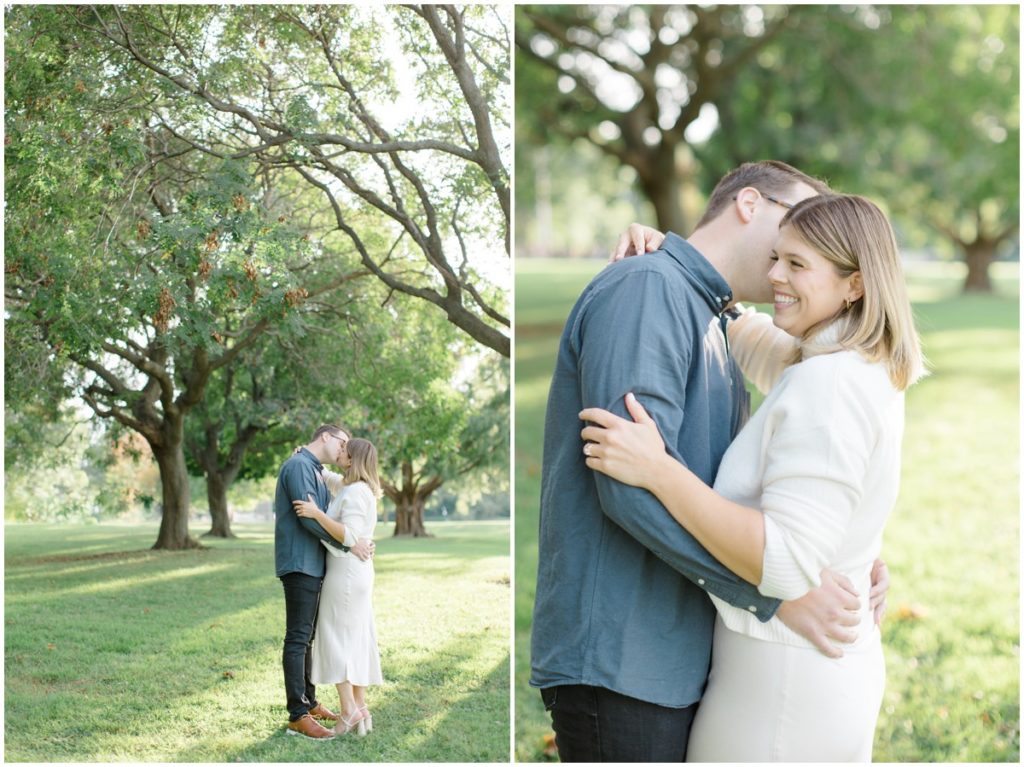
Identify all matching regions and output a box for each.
[186,634,510,763]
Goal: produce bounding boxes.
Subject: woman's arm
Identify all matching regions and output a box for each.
[727,306,799,394]
[581,394,765,584]
[321,468,345,496]
[293,494,348,543]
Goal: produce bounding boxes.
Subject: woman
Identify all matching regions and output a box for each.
[581,194,924,761]
[294,438,384,736]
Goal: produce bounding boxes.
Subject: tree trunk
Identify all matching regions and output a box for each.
[386,461,444,537]
[151,437,202,550]
[962,238,996,293]
[203,469,236,538]
[635,143,691,236]
[393,496,430,537]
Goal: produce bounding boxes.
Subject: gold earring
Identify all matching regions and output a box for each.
[844,298,852,310]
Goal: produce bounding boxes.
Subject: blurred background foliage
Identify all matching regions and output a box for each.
[515,4,1018,292]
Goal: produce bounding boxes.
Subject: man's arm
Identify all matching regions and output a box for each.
[575,268,780,617]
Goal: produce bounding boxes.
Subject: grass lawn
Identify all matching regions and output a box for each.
[514,258,1020,762]
[5,520,510,762]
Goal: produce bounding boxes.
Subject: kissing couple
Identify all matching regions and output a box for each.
[273,425,386,740]
[532,161,924,761]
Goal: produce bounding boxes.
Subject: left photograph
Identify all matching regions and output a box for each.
[5,4,510,763]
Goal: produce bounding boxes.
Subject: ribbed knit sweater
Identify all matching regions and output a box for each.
[711,308,905,650]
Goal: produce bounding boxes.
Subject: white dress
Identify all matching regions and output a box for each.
[686,310,902,762]
[310,475,383,686]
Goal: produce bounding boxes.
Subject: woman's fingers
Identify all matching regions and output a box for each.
[623,392,653,424]
[610,231,631,262]
[580,424,609,444]
[578,407,622,428]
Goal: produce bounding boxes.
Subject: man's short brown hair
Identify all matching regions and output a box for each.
[311,424,348,442]
[695,160,832,229]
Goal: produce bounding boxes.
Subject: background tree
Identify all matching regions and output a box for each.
[515,4,1019,291]
[338,296,509,537]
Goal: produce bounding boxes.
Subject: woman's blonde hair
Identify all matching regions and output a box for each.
[781,194,926,391]
[344,438,384,499]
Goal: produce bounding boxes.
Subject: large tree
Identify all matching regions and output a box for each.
[73,4,511,355]
[516,4,799,234]
[5,8,362,548]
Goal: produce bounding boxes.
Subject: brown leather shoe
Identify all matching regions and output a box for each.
[308,703,339,722]
[286,714,335,740]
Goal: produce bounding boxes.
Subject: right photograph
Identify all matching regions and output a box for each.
[514,4,1019,764]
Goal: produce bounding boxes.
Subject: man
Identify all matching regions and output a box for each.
[275,424,373,740]
[531,161,888,762]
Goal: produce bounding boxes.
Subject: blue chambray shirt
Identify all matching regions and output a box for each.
[530,233,781,708]
[274,448,347,579]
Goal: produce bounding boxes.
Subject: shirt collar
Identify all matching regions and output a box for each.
[659,232,734,315]
[298,447,324,473]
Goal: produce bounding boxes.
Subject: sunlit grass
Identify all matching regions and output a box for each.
[514,259,1019,762]
[5,520,510,762]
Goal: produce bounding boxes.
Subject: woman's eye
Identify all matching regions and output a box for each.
[769,254,779,262]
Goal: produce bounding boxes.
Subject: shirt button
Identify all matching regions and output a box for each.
[748,605,757,613]
[698,578,706,586]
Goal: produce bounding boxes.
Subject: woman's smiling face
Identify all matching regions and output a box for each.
[768,224,861,338]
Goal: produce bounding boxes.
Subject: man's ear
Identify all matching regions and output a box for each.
[734,187,760,224]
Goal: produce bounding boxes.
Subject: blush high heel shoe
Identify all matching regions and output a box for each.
[359,706,373,733]
[334,709,365,736]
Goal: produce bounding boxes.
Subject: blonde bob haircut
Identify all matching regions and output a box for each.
[781,194,925,391]
[344,438,384,500]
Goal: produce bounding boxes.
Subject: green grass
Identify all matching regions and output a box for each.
[514,258,1020,762]
[5,520,510,762]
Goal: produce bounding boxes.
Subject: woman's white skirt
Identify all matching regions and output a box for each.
[310,554,383,687]
[686,614,885,762]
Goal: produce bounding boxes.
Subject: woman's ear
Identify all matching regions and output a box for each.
[848,271,865,303]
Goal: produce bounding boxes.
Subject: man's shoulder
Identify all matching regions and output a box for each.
[582,253,693,308]
[280,452,314,476]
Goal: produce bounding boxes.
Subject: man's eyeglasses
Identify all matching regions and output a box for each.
[732,191,795,210]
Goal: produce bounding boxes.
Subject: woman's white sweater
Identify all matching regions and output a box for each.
[709,308,905,650]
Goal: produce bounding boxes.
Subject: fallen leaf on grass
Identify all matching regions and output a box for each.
[893,603,929,620]
[222,671,235,679]
[47,643,56,650]
[542,733,558,759]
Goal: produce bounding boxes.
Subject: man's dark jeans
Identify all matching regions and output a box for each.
[541,684,697,762]
[281,572,323,722]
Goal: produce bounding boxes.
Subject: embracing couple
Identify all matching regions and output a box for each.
[274,425,385,740]
[531,161,924,762]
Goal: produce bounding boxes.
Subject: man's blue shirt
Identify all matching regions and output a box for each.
[530,233,781,708]
[274,448,347,579]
